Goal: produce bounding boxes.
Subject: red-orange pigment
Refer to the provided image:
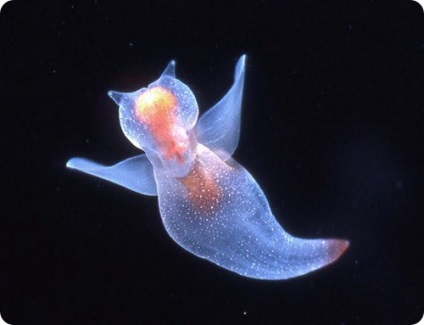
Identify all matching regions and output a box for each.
[135,87,184,161]
[180,161,221,214]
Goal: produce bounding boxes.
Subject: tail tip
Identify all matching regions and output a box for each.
[327,239,350,263]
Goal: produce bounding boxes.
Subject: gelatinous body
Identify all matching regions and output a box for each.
[67,56,349,280]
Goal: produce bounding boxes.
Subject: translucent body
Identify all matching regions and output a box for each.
[67,56,349,280]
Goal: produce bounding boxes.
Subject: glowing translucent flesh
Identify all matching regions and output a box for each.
[67,55,348,279]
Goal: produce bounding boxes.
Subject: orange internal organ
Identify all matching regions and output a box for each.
[180,161,221,214]
[135,87,184,161]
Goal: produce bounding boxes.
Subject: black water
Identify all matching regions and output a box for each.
[2,1,423,324]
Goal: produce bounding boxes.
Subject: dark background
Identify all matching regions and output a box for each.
[2,0,423,324]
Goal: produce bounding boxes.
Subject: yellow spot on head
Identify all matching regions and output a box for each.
[135,87,177,124]
[134,87,187,161]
